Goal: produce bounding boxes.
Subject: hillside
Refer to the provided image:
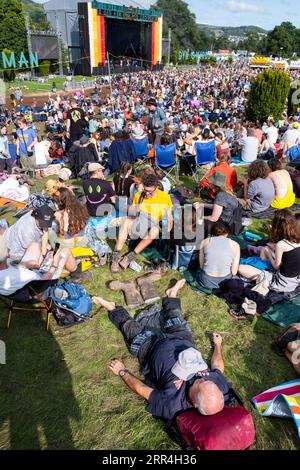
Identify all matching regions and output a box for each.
[198,24,268,38]
[20,0,49,30]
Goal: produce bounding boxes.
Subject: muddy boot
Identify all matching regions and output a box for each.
[136,273,162,304]
[111,252,122,273]
[109,280,144,309]
[119,251,136,270]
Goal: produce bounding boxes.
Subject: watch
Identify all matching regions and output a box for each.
[119,369,129,378]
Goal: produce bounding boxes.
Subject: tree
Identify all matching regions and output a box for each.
[265,22,297,57]
[154,0,209,53]
[246,69,291,123]
[288,80,300,116]
[0,0,27,53]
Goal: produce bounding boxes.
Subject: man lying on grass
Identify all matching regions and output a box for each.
[93,279,231,420]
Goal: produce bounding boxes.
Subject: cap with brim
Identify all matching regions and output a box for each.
[58,168,72,182]
[132,127,144,138]
[208,171,227,190]
[171,348,208,381]
[32,205,54,229]
[88,163,105,173]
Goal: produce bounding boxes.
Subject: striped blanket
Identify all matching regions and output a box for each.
[252,379,300,438]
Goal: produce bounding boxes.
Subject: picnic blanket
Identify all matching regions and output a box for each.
[252,379,300,438]
[249,204,300,220]
[262,295,300,328]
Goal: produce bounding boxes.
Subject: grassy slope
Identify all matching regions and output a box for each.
[0,170,299,450]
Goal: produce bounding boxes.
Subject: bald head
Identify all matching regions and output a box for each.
[188,379,225,416]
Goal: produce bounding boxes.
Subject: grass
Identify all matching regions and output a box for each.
[6,77,91,96]
[0,168,300,450]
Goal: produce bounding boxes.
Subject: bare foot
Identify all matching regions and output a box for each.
[92,297,116,312]
[166,279,186,298]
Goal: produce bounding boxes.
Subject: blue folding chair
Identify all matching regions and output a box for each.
[193,141,216,181]
[131,136,149,159]
[155,143,179,183]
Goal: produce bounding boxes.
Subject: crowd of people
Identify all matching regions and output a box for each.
[0,63,300,430]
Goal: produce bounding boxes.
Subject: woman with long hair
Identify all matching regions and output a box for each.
[52,187,89,247]
[239,210,300,293]
[112,162,135,198]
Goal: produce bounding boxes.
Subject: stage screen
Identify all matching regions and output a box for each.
[105,18,152,63]
[31,36,59,60]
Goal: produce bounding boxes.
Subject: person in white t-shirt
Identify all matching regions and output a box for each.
[262,119,279,145]
[34,136,52,178]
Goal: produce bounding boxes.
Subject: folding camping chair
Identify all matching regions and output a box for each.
[154,143,179,184]
[0,280,57,331]
[193,140,216,181]
[132,136,150,170]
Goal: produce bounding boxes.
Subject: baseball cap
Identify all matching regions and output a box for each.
[32,205,54,229]
[58,168,72,182]
[171,348,208,381]
[88,162,105,173]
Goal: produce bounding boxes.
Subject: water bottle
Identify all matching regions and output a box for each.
[39,251,54,274]
[53,252,67,279]
[129,260,142,273]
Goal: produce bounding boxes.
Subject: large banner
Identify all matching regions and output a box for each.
[31,36,59,61]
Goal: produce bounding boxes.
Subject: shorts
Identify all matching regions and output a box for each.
[128,212,159,240]
[20,155,36,170]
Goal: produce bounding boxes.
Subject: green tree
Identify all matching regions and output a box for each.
[154,0,209,53]
[265,22,296,57]
[0,0,27,53]
[39,59,51,77]
[246,69,291,123]
[288,80,300,116]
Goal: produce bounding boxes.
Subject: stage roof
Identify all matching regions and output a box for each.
[44,0,153,11]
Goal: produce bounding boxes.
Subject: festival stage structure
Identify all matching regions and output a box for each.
[78,1,163,75]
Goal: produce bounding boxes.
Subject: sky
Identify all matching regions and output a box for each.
[34,0,299,30]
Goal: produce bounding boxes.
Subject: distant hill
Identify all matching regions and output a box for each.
[198,24,268,38]
[20,0,48,29]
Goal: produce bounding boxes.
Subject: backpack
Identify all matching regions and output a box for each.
[287,145,300,162]
[50,282,93,327]
[71,247,99,273]
[228,203,243,236]
[166,387,255,451]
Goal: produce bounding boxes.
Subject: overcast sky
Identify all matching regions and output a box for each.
[34,0,299,30]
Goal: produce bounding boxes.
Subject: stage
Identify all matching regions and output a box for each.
[78,1,163,76]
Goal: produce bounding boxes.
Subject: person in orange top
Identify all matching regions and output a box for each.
[200,154,238,200]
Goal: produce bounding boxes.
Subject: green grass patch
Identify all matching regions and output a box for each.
[0,168,300,450]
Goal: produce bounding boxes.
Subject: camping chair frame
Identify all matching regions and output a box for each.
[191,141,216,182]
[1,285,54,331]
[154,143,180,185]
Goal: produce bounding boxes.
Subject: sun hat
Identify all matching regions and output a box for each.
[132,127,144,138]
[208,171,228,190]
[88,162,105,173]
[171,348,208,381]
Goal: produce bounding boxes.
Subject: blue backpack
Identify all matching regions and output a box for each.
[50,282,93,327]
[287,145,300,162]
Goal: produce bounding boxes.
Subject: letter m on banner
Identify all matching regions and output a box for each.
[0,340,6,365]
[2,51,16,69]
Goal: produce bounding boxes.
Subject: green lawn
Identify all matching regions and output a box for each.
[6,77,91,96]
[0,171,300,450]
